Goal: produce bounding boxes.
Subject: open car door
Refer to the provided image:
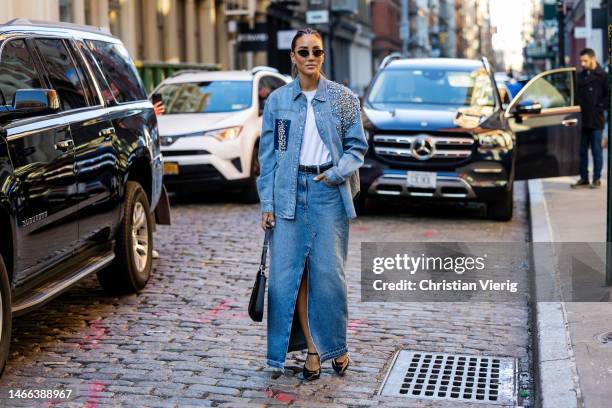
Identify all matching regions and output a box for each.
[506,68,581,180]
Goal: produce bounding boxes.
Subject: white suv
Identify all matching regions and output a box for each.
[154,67,290,201]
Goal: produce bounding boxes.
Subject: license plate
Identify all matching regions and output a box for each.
[163,162,179,175]
[406,171,436,188]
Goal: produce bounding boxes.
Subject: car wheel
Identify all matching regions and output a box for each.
[97,181,154,294]
[486,185,514,221]
[0,255,12,377]
[242,144,260,203]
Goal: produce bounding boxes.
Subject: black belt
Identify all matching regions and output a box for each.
[298,162,333,174]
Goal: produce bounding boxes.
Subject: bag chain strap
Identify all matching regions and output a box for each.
[259,229,271,276]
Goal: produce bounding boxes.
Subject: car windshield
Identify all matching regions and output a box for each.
[367,67,496,108]
[156,80,252,113]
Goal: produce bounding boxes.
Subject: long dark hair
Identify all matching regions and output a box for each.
[290,27,327,79]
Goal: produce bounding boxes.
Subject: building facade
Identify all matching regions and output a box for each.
[0,0,250,69]
[455,0,495,63]
[524,0,608,75]
[370,0,402,69]
[264,0,374,94]
[522,0,549,74]
[370,0,495,66]
[438,0,456,58]
[564,0,608,67]
[0,0,373,93]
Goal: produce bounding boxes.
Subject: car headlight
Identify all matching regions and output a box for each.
[205,126,242,141]
[477,131,513,149]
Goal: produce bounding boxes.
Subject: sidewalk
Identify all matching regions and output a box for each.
[529,169,611,408]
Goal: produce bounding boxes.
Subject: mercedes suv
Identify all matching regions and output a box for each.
[360,56,582,220]
[0,20,171,375]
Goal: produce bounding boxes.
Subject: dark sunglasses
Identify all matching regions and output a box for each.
[296,49,325,58]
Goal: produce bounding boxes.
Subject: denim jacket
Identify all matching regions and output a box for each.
[257,76,368,219]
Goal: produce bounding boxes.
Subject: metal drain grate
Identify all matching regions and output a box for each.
[380,350,516,405]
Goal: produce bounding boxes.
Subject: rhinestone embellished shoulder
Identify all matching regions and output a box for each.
[327,80,360,137]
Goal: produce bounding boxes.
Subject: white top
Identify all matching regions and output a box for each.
[299,89,332,166]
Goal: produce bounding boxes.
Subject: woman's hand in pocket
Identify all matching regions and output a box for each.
[262,212,275,230]
[314,173,334,187]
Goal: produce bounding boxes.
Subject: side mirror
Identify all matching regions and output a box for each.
[515,99,542,115]
[14,89,60,112]
[0,89,60,122]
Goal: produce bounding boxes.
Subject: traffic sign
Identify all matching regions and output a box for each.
[574,26,589,39]
[306,10,329,24]
[277,30,297,50]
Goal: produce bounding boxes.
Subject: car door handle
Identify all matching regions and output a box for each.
[561,118,578,127]
[98,127,115,140]
[54,139,74,152]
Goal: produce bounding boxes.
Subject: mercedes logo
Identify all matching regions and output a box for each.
[411,135,435,160]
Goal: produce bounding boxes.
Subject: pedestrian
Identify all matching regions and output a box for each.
[152,95,165,116]
[153,100,165,116]
[572,48,609,189]
[257,27,368,380]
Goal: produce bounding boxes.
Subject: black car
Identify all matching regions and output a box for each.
[359,56,581,220]
[0,20,171,375]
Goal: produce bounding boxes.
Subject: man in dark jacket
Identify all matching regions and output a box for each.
[572,48,609,189]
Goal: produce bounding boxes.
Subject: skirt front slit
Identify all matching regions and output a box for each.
[266,170,349,370]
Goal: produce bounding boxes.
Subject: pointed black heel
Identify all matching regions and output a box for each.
[331,353,350,376]
[302,352,321,381]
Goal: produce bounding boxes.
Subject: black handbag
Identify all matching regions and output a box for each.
[248,229,271,322]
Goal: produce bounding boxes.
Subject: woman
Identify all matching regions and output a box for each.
[257,28,368,380]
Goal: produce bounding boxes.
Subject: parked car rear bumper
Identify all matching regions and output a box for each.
[163,163,250,192]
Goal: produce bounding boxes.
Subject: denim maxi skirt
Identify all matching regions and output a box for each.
[266,169,349,370]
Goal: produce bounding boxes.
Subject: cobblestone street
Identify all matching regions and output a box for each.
[0,183,532,408]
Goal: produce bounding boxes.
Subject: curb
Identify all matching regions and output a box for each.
[527,179,580,408]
